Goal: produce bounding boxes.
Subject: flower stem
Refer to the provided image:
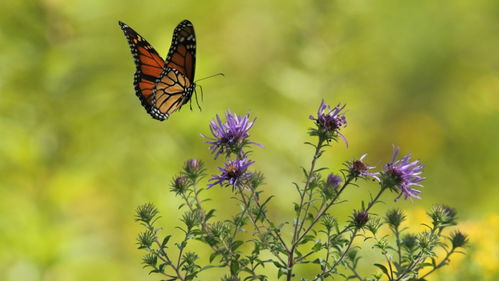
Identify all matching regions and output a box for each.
[181,183,238,269]
[394,252,424,281]
[395,228,402,265]
[237,185,287,265]
[295,177,352,243]
[312,229,359,281]
[420,249,455,279]
[245,183,290,254]
[346,263,364,281]
[287,138,324,281]
[155,238,185,281]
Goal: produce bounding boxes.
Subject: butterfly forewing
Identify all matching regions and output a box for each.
[119,20,197,121]
[165,20,196,82]
[118,22,165,109]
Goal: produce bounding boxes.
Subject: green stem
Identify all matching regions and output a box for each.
[420,249,455,279]
[294,139,325,240]
[312,229,359,281]
[394,252,424,281]
[395,228,402,265]
[181,184,235,268]
[244,183,290,254]
[176,234,189,270]
[287,138,324,281]
[236,185,287,265]
[325,228,331,265]
[230,190,251,241]
[346,263,363,281]
[295,177,352,244]
[155,239,186,281]
[386,256,395,281]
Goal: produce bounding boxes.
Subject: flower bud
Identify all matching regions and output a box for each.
[326,173,342,190]
[322,173,341,199]
[352,210,369,228]
[417,231,439,252]
[321,214,337,231]
[401,234,418,251]
[135,203,159,224]
[428,205,457,228]
[451,231,468,249]
[185,158,202,173]
[171,175,189,195]
[385,209,406,229]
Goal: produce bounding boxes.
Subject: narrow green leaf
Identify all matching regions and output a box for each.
[209,252,220,263]
[232,240,244,251]
[161,235,172,246]
[374,263,390,278]
[230,261,240,275]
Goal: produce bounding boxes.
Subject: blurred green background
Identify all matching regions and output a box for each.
[0,0,498,280]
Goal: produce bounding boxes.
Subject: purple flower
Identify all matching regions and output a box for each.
[326,173,342,189]
[309,99,348,146]
[348,154,380,181]
[208,158,254,190]
[201,111,261,159]
[382,146,425,200]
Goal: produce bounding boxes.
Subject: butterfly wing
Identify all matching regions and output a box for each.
[149,67,194,120]
[165,20,196,82]
[148,20,197,120]
[119,21,166,116]
[119,20,197,121]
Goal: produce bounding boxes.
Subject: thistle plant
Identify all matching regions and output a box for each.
[135,100,468,280]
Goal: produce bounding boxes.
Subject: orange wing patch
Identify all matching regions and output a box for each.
[138,80,154,98]
[138,47,164,67]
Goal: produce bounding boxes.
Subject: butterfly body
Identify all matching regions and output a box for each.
[119,20,196,121]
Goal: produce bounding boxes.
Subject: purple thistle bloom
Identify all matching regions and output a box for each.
[208,158,254,190]
[309,99,348,146]
[382,146,425,200]
[349,154,380,181]
[326,173,342,189]
[201,110,262,159]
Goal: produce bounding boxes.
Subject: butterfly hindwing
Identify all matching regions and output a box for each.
[150,67,194,120]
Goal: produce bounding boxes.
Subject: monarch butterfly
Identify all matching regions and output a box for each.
[119,20,196,121]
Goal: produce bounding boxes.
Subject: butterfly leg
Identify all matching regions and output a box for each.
[194,85,203,111]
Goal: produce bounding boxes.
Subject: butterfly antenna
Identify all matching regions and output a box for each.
[194,72,224,83]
